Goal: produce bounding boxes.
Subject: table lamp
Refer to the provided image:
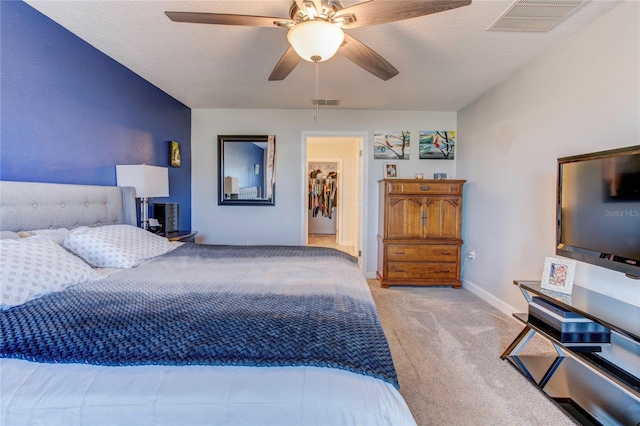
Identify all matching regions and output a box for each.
[116,164,169,229]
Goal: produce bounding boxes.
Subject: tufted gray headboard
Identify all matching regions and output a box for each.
[0,181,137,232]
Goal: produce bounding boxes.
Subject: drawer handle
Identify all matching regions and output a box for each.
[395,251,406,255]
[440,270,451,273]
[394,269,406,272]
[440,252,452,255]
[420,186,431,191]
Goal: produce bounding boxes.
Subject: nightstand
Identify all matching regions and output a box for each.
[159,230,198,243]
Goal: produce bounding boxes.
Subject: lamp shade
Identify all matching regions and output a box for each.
[116,165,169,198]
[287,20,344,62]
[224,176,239,194]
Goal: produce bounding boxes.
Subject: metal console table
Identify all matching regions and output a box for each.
[501,281,639,425]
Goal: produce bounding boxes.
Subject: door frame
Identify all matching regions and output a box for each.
[301,131,367,270]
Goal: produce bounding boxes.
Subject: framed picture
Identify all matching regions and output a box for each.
[170,141,181,168]
[541,257,576,294]
[433,173,447,180]
[384,163,398,178]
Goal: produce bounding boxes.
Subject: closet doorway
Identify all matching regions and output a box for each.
[305,136,363,266]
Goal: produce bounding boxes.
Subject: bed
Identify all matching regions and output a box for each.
[238,186,261,199]
[0,181,415,425]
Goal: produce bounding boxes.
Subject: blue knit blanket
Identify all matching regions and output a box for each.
[0,244,399,388]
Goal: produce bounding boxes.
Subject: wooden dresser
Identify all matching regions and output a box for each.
[377,179,465,288]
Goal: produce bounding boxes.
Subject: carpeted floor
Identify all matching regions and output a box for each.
[367,280,576,426]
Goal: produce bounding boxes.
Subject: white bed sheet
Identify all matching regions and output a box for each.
[1,358,415,426]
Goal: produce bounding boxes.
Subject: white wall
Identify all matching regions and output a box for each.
[191,109,456,275]
[458,2,640,312]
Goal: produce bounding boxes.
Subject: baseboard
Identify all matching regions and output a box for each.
[365,270,377,279]
[463,278,519,317]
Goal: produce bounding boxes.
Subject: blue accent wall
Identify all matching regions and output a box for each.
[0,1,192,230]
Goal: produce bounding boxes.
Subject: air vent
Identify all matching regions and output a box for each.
[488,0,587,32]
[312,99,340,106]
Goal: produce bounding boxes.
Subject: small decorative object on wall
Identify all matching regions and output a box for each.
[433,172,447,180]
[384,163,398,178]
[170,141,181,167]
[541,257,576,294]
[374,131,410,160]
[419,131,455,160]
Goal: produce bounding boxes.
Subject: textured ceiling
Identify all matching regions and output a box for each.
[25,0,622,111]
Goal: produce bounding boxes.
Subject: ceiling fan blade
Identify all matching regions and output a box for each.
[269,46,302,81]
[165,11,293,28]
[336,0,471,29]
[311,0,323,15]
[338,34,399,81]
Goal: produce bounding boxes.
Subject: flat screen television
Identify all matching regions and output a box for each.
[556,145,640,278]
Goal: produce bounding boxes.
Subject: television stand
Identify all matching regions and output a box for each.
[501,281,639,425]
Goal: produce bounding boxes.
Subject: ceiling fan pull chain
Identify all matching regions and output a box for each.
[312,55,320,123]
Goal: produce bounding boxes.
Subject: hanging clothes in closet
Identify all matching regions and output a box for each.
[309,175,337,218]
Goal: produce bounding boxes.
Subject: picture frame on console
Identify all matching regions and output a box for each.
[541,256,576,294]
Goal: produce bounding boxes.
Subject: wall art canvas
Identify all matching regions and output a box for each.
[419,131,455,160]
[374,131,410,160]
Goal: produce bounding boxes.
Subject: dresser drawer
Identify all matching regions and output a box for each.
[387,244,459,262]
[388,182,462,195]
[387,262,459,280]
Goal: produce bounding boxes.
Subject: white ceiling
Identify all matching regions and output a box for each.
[25,0,622,111]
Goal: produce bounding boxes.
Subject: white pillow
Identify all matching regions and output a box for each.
[1,236,101,310]
[63,224,175,268]
[18,228,70,245]
[0,231,20,240]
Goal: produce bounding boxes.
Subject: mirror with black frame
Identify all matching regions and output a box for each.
[218,135,276,206]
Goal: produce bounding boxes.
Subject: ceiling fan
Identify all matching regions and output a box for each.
[165,0,471,82]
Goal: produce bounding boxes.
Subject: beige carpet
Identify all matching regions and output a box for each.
[367,280,575,426]
[308,234,357,257]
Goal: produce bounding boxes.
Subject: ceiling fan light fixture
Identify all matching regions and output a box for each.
[287,20,344,62]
